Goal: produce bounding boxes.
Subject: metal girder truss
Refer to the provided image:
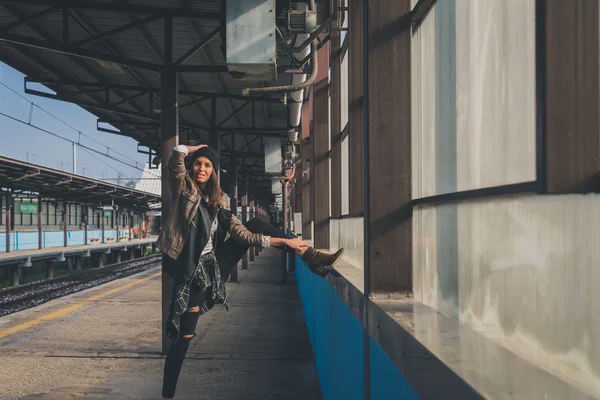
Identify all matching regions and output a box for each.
[24,77,285,104]
[0,3,222,73]
[0,2,298,179]
[24,86,291,137]
[0,1,221,21]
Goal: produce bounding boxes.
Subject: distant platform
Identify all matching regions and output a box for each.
[0,237,157,266]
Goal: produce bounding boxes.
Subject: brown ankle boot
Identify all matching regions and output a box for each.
[301,247,345,277]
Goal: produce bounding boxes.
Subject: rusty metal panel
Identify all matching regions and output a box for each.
[366,0,412,294]
[545,0,600,193]
[348,0,364,216]
[312,72,331,249]
[301,102,313,240]
[341,134,350,215]
[331,20,343,219]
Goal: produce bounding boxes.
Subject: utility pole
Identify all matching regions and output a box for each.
[72,143,77,174]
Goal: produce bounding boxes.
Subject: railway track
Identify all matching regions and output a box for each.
[0,254,162,317]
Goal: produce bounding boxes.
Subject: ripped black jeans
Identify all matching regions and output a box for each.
[161,283,206,398]
[161,217,291,398]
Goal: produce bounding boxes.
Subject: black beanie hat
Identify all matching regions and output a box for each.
[190,146,219,171]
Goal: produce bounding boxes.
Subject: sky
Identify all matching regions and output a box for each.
[0,61,151,186]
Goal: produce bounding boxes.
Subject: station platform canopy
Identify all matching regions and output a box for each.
[0,0,296,177]
[0,155,160,210]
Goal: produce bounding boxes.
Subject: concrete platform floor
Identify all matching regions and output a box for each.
[0,248,321,399]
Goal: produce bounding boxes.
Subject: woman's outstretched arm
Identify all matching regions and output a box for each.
[227,213,306,252]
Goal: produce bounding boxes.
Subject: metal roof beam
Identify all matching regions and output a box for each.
[183,2,253,154]
[218,100,251,128]
[0,31,162,71]
[128,15,208,145]
[174,65,229,73]
[0,1,221,19]
[217,127,290,134]
[25,77,285,103]
[24,87,159,122]
[221,151,262,158]
[75,15,160,47]
[0,5,59,33]
[174,27,220,66]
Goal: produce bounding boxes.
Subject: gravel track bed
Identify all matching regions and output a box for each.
[0,255,161,317]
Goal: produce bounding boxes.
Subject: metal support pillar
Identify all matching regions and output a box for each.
[116,251,122,263]
[83,203,88,245]
[115,209,120,242]
[46,261,54,279]
[364,0,412,294]
[545,0,600,193]
[5,192,11,253]
[241,170,249,270]
[255,190,260,253]
[248,179,255,262]
[229,139,238,282]
[312,43,331,250]
[11,265,19,286]
[161,15,179,355]
[209,97,221,178]
[253,182,259,257]
[98,254,104,268]
[101,210,105,243]
[281,180,289,283]
[63,200,68,247]
[331,6,342,219]
[129,213,133,241]
[301,103,313,240]
[349,0,364,216]
[283,182,289,232]
[38,194,43,249]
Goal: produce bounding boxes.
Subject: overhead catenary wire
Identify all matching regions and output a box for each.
[0,81,160,179]
[78,145,127,177]
[0,111,146,174]
[0,81,155,174]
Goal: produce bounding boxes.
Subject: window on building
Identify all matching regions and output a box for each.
[411,0,536,199]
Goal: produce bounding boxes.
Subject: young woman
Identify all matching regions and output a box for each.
[156,143,344,399]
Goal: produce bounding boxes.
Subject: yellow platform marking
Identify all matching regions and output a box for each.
[0,271,162,340]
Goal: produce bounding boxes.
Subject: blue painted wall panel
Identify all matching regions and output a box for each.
[0,229,126,251]
[296,256,364,400]
[296,256,420,400]
[370,337,420,400]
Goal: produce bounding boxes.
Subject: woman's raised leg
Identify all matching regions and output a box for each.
[217,218,344,279]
